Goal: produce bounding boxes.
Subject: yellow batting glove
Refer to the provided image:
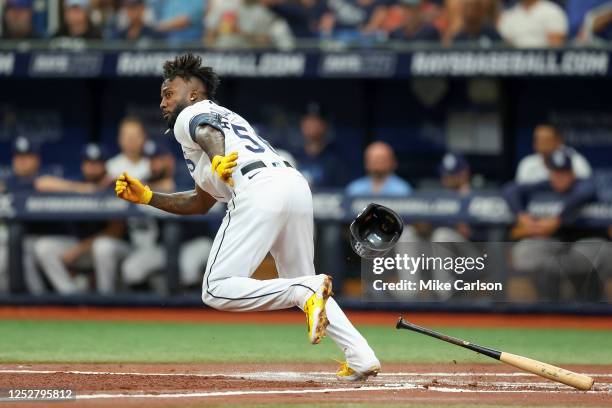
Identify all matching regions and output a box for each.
[115,172,153,204]
[211,151,238,187]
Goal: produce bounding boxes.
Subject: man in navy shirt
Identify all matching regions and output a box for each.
[505,147,600,300]
[34,143,125,294]
[292,103,348,188]
[0,137,46,294]
[389,0,440,41]
[452,0,502,44]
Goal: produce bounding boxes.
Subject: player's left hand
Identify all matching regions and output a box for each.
[115,173,153,204]
[211,151,238,187]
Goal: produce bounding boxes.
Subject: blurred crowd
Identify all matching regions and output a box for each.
[0,106,611,301]
[2,0,612,48]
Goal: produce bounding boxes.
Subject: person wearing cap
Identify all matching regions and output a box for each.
[506,147,600,300]
[2,137,41,193]
[345,141,412,197]
[106,116,151,181]
[35,143,112,193]
[292,103,349,188]
[410,153,484,300]
[54,0,102,39]
[143,140,176,192]
[1,0,39,40]
[0,137,44,294]
[515,123,591,185]
[429,152,485,242]
[33,143,125,294]
[113,0,160,41]
[389,0,441,41]
[507,147,597,241]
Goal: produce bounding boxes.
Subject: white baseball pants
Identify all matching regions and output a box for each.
[201,167,379,372]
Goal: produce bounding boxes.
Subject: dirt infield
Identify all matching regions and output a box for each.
[1,306,612,329]
[1,363,610,407]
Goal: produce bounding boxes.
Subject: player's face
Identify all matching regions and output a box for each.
[81,160,106,183]
[441,170,470,191]
[550,170,575,193]
[119,122,146,157]
[365,145,395,178]
[12,153,40,178]
[160,78,190,129]
[534,126,561,157]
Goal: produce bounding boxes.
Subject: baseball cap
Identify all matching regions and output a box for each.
[65,0,90,8]
[6,0,34,9]
[303,102,327,120]
[545,148,573,171]
[12,136,39,155]
[143,140,170,158]
[438,153,469,176]
[81,143,109,162]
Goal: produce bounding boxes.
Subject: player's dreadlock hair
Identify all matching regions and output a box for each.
[163,53,220,100]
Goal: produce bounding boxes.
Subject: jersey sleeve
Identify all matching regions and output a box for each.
[174,102,226,150]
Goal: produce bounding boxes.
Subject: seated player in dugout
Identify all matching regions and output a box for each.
[504,147,607,301]
[33,143,125,294]
[115,53,381,381]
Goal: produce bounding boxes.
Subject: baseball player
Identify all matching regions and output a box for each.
[115,53,380,380]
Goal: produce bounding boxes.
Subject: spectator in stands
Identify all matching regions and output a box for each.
[345,141,412,196]
[149,0,204,43]
[33,144,125,294]
[113,0,160,41]
[515,124,591,185]
[568,0,612,43]
[505,148,598,299]
[389,0,440,41]
[106,116,151,180]
[205,0,295,49]
[143,140,175,192]
[54,0,102,39]
[566,0,610,38]
[324,0,391,42]
[452,0,502,44]
[1,0,39,39]
[0,137,46,294]
[498,0,568,48]
[292,103,348,188]
[264,0,335,38]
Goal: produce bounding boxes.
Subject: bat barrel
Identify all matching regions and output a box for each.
[396,316,594,391]
[501,352,594,391]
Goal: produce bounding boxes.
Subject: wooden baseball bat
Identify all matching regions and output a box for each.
[396,317,594,391]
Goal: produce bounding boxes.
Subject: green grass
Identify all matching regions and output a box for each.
[0,320,611,365]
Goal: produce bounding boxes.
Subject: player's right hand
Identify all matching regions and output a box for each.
[211,151,238,187]
[115,172,153,205]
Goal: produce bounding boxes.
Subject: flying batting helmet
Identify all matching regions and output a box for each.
[349,203,404,259]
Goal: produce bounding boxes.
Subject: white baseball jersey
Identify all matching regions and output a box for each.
[171,99,378,373]
[174,100,284,202]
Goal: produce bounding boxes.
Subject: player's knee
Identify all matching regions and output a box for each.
[201,288,226,310]
[92,237,115,258]
[33,238,55,261]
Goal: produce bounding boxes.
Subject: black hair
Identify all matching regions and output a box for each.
[163,53,220,100]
